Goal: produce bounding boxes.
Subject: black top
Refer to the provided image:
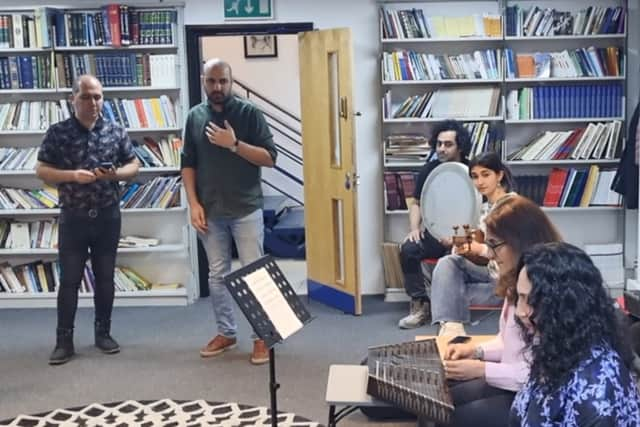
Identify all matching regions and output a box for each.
[38,116,135,209]
[413,159,442,201]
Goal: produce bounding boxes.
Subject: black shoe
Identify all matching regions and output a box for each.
[95,320,120,354]
[49,328,74,365]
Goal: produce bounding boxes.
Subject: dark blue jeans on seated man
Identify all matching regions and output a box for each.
[57,204,121,330]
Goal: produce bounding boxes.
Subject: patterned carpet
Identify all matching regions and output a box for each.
[0,399,321,427]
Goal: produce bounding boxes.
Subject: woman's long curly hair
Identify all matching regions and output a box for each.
[484,195,562,302]
[517,242,627,393]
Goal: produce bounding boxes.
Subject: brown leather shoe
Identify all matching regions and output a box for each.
[200,335,237,358]
[250,339,269,365]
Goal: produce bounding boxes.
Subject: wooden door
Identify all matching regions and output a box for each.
[298,28,361,314]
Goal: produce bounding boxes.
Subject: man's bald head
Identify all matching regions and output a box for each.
[203,59,232,79]
[72,74,102,95]
[202,59,233,107]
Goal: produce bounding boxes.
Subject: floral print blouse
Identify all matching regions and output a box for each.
[509,345,640,426]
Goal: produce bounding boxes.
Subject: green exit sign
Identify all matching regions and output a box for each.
[224,0,274,20]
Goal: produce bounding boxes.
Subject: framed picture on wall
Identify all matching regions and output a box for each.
[244,35,278,58]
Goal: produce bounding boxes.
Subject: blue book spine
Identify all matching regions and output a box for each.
[18,55,33,89]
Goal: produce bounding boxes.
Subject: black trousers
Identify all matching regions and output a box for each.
[400,230,447,299]
[57,205,121,330]
[437,378,515,427]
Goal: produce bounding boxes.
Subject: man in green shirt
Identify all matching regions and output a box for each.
[181,59,277,365]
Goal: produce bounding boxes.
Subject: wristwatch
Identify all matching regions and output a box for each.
[229,139,239,153]
[473,346,484,360]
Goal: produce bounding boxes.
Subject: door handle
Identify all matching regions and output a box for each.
[344,172,359,190]
[339,96,348,119]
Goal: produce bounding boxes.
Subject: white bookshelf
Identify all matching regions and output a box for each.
[379,0,629,300]
[0,4,198,308]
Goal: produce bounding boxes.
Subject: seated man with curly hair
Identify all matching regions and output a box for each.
[510,242,640,426]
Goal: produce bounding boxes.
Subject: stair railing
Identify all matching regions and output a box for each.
[233,78,304,206]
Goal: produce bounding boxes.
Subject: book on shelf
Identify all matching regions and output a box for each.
[384,171,417,211]
[504,47,624,79]
[45,5,178,48]
[53,53,177,88]
[542,166,620,207]
[0,260,178,294]
[118,235,159,248]
[507,121,622,161]
[0,219,58,249]
[384,133,431,163]
[380,7,502,39]
[381,242,404,289]
[0,96,177,131]
[381,49,501,81]
[506,83,622,120]
[386,87,500,119]
[505,5,625,37]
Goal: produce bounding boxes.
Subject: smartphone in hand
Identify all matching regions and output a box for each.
[99,161,114,171]
[448,335,471,345]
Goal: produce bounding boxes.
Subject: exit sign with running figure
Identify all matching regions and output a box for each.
[224,0,274,20]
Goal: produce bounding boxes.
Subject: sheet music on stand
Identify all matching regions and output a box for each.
[224,255,313,348]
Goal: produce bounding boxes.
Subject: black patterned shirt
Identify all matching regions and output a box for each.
[38,115,135,209]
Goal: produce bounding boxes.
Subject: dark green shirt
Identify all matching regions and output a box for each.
[181,96,277,219]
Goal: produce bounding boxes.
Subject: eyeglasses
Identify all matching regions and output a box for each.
[485,239,506,254]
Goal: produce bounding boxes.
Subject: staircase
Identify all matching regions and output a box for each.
[234,80,306,260]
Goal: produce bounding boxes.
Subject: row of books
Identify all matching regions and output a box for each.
[0,55,54,90]
[382,49,501,82]
[505,84,623,120]
[384,123,504,164]
[384,88,501,119]
[385,134,430,163]
[0,136,182,170]
[0,176,180,210]
[51,6,177,48]
[133,136,182,168]
[505,47,623,80]
[0,96,177,131]
[505,5,625,37]
[0,186,58,210]
[55,53,177,89]
[380,8,502,39]
[384,171,416,211]
[508,121,622,162]
[0,5,177,49]
[103,96,177,129]
[542,166,620,207]
[464,122,503,159]
[0,147,38,171]
[384,166,621,212]
[0,9,50,48]
[0,260,178,294]
[120,175,181,209]
[0,219,58,249]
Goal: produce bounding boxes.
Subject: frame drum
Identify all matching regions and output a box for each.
[419,162,482,240]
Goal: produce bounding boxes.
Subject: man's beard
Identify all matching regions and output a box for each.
[208,91,230,105]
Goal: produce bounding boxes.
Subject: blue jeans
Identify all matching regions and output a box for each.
[199,209,264,338]
[430,254,502,324]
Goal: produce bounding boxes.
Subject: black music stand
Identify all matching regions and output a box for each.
[223,255,313,427]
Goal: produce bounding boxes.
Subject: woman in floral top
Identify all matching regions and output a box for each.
[510,242,640,426]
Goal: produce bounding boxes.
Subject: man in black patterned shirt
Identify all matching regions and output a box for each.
[36,75,139,365]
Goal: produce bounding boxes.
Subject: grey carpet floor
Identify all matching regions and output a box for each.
[0,296,500,426]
